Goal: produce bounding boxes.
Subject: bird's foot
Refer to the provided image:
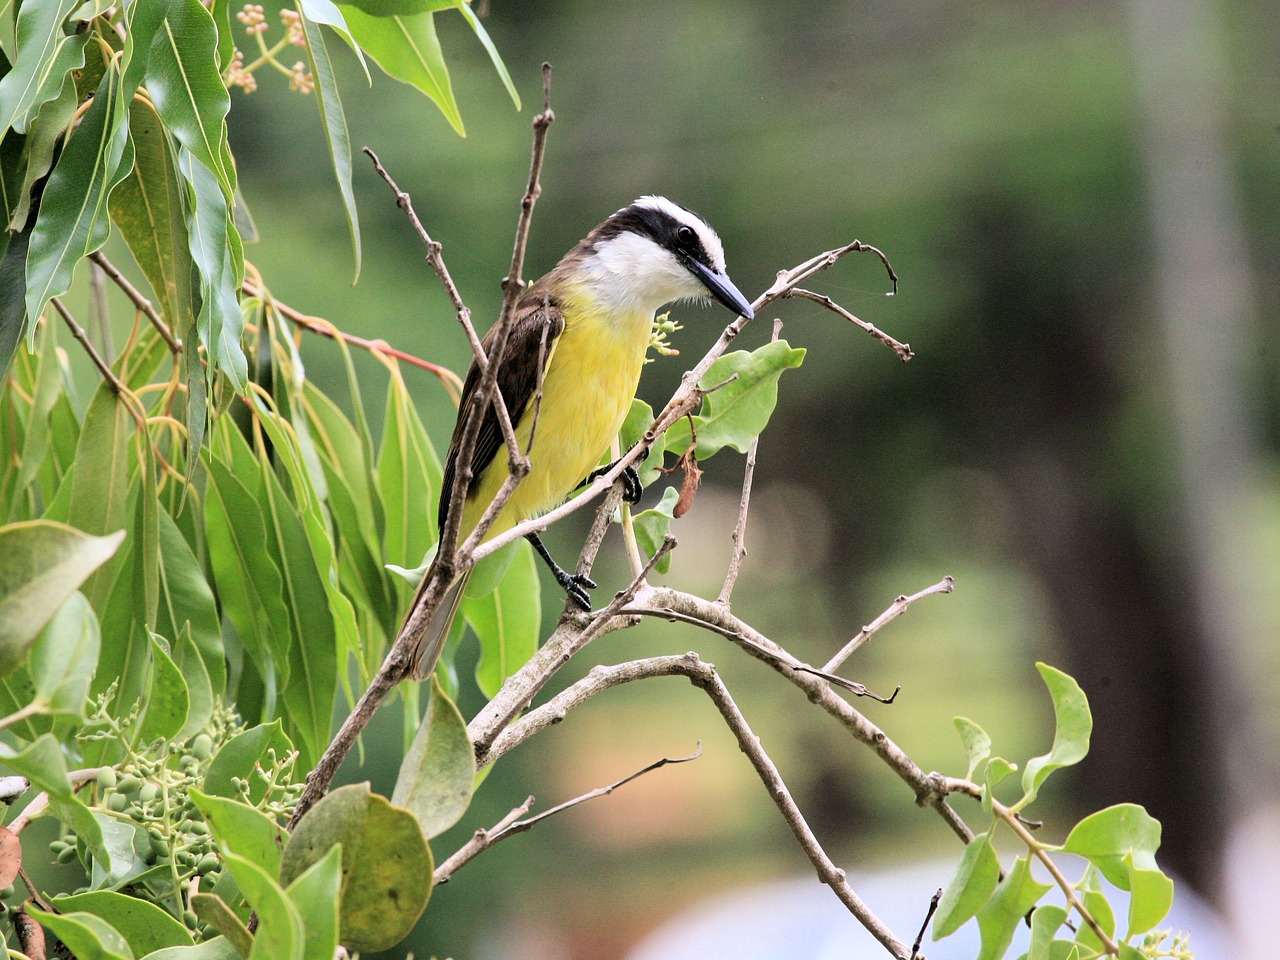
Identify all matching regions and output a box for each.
[587,461,643,503]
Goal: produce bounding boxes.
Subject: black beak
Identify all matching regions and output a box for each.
[686,258,755,319]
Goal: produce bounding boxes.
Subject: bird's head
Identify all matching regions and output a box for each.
[571,196,755,319]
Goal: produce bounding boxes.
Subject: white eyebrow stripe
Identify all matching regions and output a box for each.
[632,195,727,273]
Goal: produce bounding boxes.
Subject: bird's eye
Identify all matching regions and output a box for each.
[676,225,696,246]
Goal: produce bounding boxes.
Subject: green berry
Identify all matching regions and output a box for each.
[95,768,117,790]
[116,775,142,794]
[57,845,78,864]
[183,909,198,928]
[138,783,158,803]
[191,734,214,760]
[106,792,128,813]
[196,854,220,874]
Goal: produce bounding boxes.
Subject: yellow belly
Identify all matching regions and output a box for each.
[461,295,651,540]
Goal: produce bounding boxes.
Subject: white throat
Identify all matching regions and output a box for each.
[578,232,710,318]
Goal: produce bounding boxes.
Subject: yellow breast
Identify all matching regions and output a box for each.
[463,286,652,540]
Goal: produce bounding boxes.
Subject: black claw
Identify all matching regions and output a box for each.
[527,531,596,611]
[586,460,644,504]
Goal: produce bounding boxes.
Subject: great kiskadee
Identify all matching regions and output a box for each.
[406,196,754,680]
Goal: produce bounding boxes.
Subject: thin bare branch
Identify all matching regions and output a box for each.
[786,286,913,361]
[822,576,955,674]
[433,796,534,885]
[498,62,554,319]
[89,251,182,353]
[51,297,125,395]
[910,890,943,960]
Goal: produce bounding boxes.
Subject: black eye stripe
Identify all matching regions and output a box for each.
[593,204,713,267]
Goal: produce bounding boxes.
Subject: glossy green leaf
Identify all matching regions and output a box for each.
[27,589,99,716]
[283,843,342,960]
[0,210,32,376]
[1075,865,1115,953]
[204,450,290,681]
[280,783,432,952]
[155,508,224,691]
[89,809,153,889]
[465,538,537,697]
[982,756,1017,812]
[933,829,1000,938]
[337,5,464,135]
[392,677,475,837]
[190,789,287,878]
[25,907,133,960]
[5,69,76,231]
[0,733,109,866]
[67,386,134,611]
[173,624,215,739]
[298,6,360,279]
[954,716,992,782]
[0,519,121,676]
[378,369,441,596]
[1027,904,1069,960]
[455,0,519,109]
[340,0,453,14]
[109,97,194,340]
[146,0,235,202]
[618,397,666,486]
[975,855,1051,960]
[137,635,189,744]
[54,890,194,954]
[664,340,806,458]
[633,485,679,575]
[298,0,369,78]
[24,63,132,328]
[1061,804,1172,935]
[12,315,65,509]
[1019,662,1091,808]
[202,720,293,804]
[0,0,86,137]
[221,851,304,960]
[176,145,246,395]
[190,894,253,957]
[142,936,245,960]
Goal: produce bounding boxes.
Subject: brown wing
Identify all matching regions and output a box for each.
[438,292,565,531]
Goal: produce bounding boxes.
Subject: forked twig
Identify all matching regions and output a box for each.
[822,576,955,674]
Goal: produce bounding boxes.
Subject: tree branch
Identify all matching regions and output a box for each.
[822,576,955,674]
[89,251,183,354]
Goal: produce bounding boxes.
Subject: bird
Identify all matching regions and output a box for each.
[405,196,755,681]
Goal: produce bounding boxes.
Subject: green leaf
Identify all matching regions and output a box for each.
[204,449,290,685]
[1019,662,1091,808]
[392,677,475,837]
[25,907,133,960]
[54,891,194,954]
[1061,804,1172,936]
[933,829,1000,938]
[983,756,1017,812]
[28,589,99,716]
[464,538,537,697]
[141,938,244,960]
[1075,865,1115,953]
[109,97,194,341]
[337,5,464,135]
[633,485,679,574]
[618,398,666,486]
[954,716,992,782]
[283,843,342,960]
[202,720,293,804]
[12,314,65,506]
[297,6,361,279]
[455,0,519,110]
[190,789,287,878]
[155,508,224,692]
[280,783,432,952]
[0,520,121,676]
[665,340,806,458]
[173,624,216,739]
[0,208,32,377]
[0,734,109,867]
[136,635,190,744]
[221,851,304,960]
[190,895,253,957]
[1027,904,1069,960]
[298,0,369,79]
[24,63,132,328]
[975,856,1051,960]
[0,0,87,137]
[176,145,246,394]
[340,0,454,14]
[145,0,235,203]
[6,69,77,231]
[377,368,441,594]
[67,386,134,610]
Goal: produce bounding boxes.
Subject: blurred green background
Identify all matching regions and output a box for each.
[210,0,1277,956]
